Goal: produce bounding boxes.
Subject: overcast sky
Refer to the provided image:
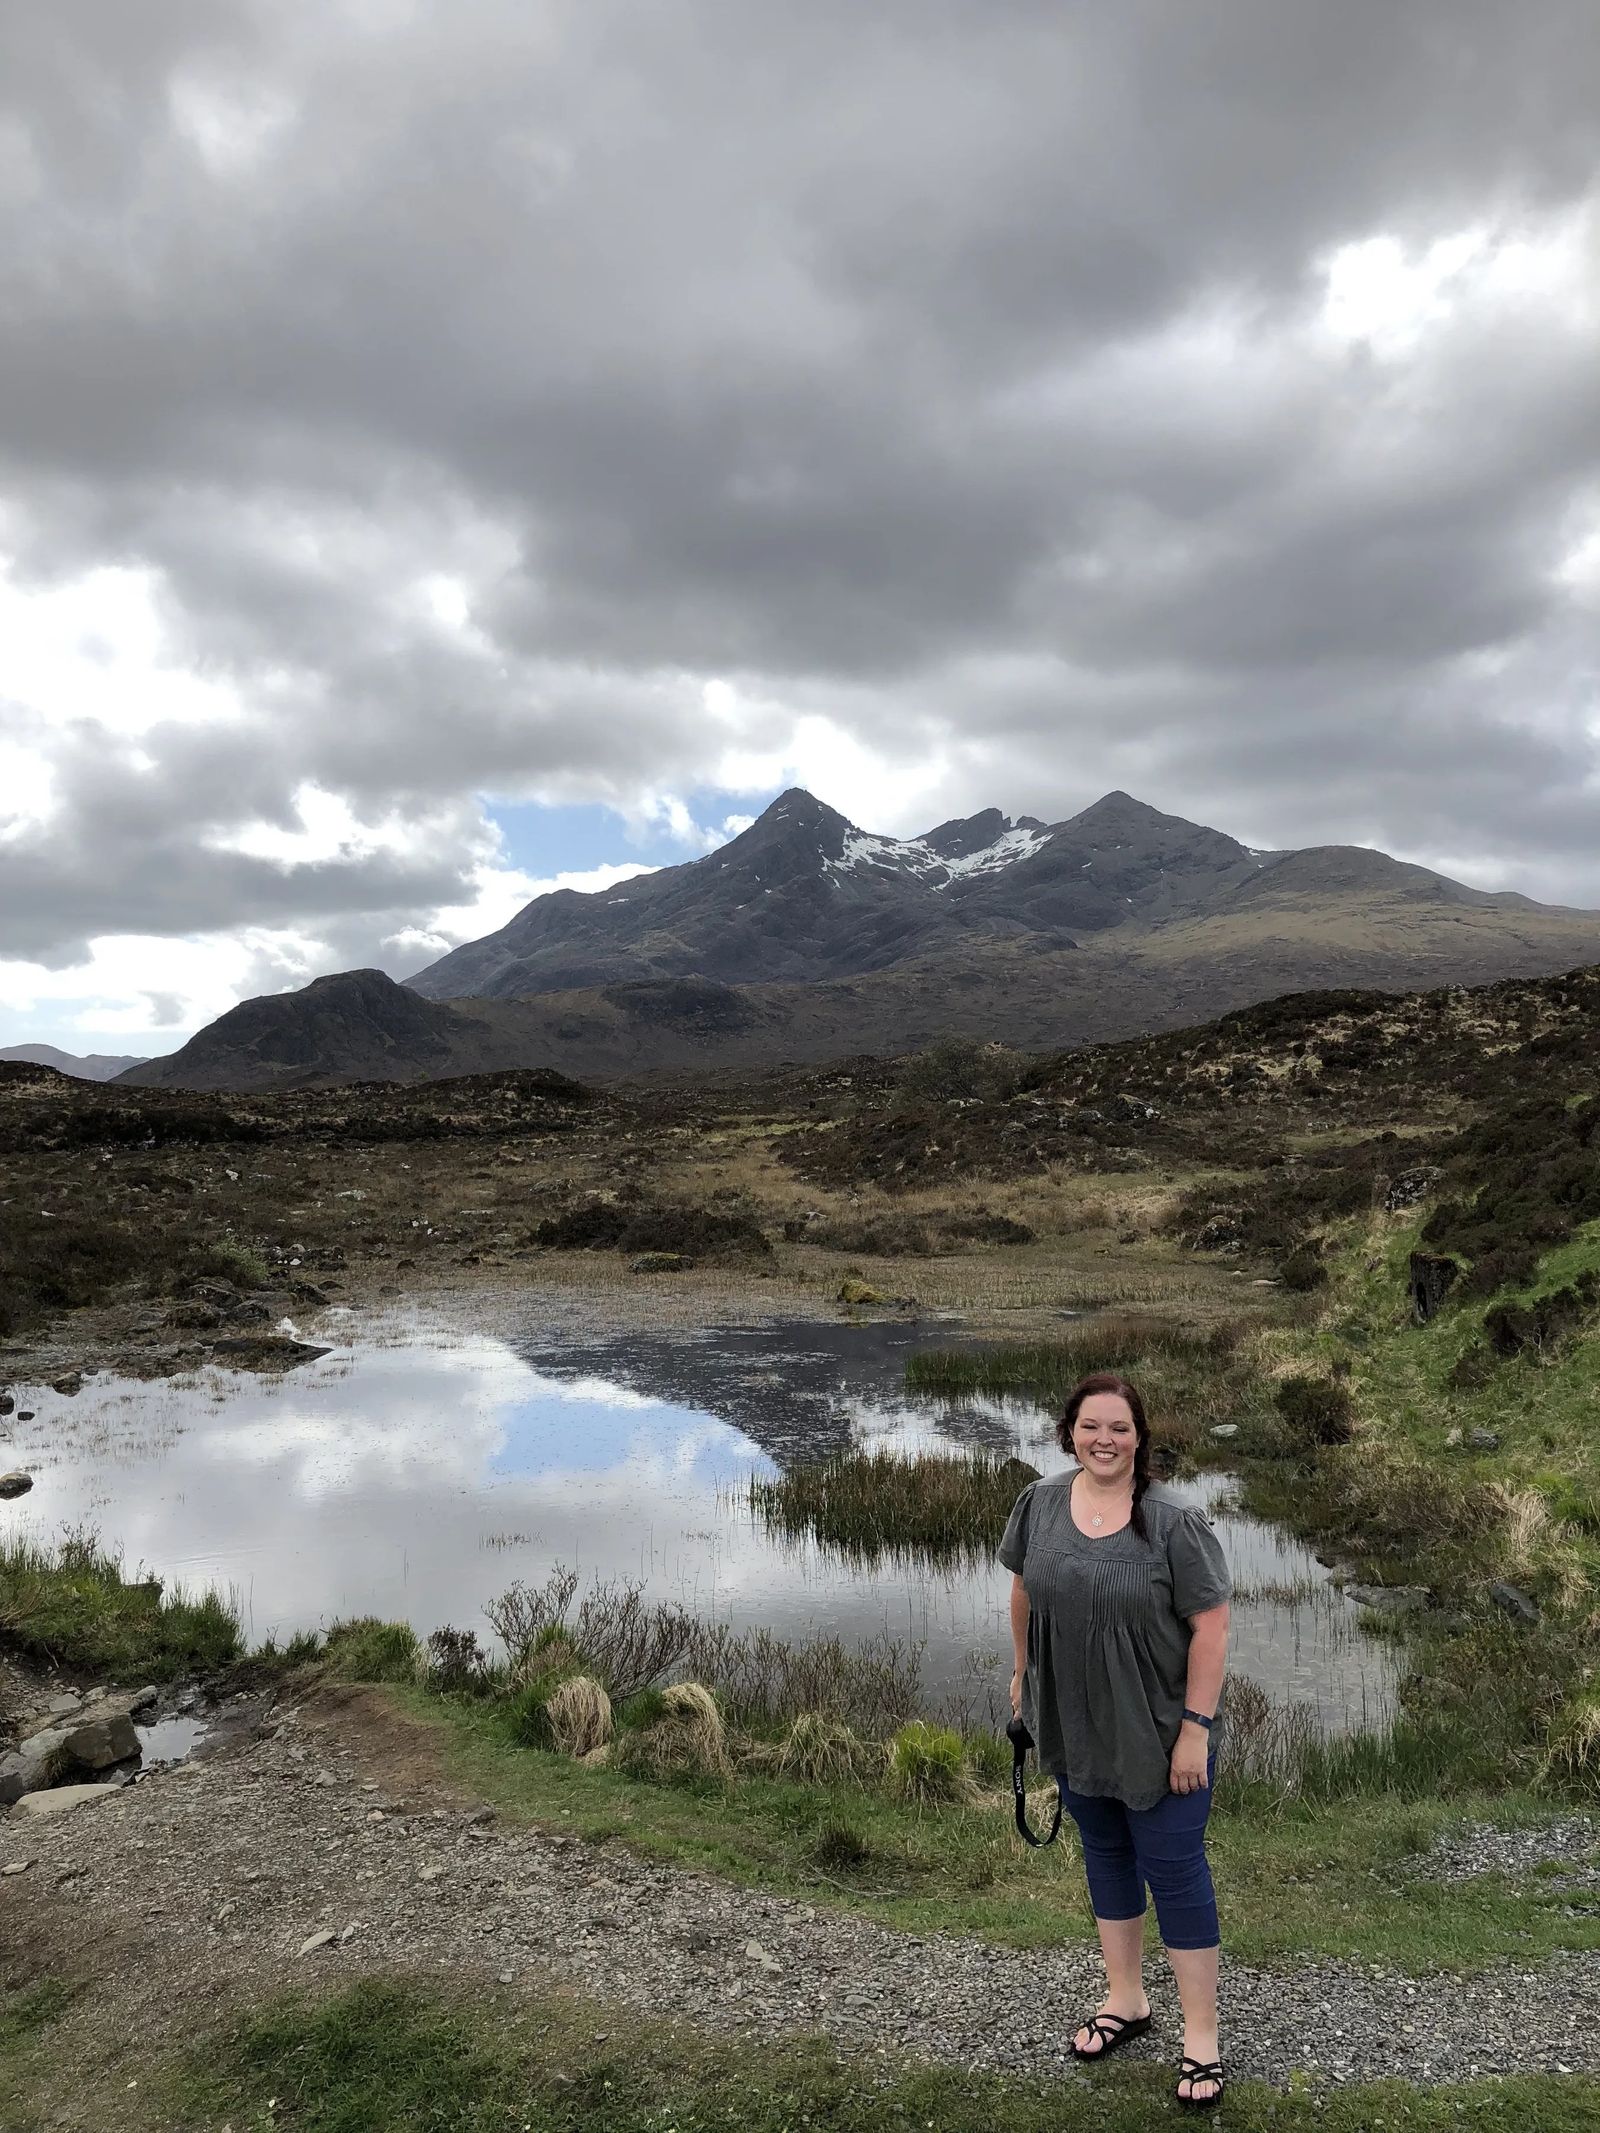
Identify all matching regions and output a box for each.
[3,1,1598,1055]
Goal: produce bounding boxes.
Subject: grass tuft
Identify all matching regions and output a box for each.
[323,1616,422,1684]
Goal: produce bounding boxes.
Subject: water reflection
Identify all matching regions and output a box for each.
[0,1310,1398,1729]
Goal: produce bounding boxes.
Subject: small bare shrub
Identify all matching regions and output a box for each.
[572,1578,697,1701]
[423,1624,488,1693]
[1221,1677,1319,1795]
[486,1568,578,1678]
[678,1620,924,1740]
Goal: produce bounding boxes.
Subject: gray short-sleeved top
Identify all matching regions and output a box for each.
[999,1473,1231,1810]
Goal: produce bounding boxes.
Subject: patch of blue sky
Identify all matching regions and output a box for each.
[485,783,782,879]
[486,1379,774,1488]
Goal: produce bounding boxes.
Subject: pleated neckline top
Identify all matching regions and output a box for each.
[999,1472,1231,1809]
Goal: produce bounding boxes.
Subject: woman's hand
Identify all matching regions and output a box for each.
[1169,1724,1210,1795]
[1009,1669,1023,1720]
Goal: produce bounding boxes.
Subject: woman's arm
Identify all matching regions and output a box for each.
[1008,1572,1029,1718]
[1170,1602,1229,1793]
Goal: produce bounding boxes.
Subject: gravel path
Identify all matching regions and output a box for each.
[1424,1815,1600,1890]
[5,1688,1600,2100]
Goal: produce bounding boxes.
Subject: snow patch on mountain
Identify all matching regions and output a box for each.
[824,821,1049,888]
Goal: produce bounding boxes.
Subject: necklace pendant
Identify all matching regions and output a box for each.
[1091,1513,1103,1527]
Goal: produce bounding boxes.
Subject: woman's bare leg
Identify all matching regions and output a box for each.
[1165,1942,1220,2100]
[1073,1914,1150,2054]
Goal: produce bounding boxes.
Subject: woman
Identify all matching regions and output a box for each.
[1000,1372,1231,2110]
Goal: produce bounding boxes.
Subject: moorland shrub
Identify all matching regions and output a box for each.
[894,1039,1024,1108]
[532,1199,772,1260]
[1275,1375,1355,1446]
[782,1212,935,1254]
[423,1624,490,1693]
[1279,1244,1329,1292]
[1483,1271,1599,1359]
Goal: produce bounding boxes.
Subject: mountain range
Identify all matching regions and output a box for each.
[0,1044,150,1082]
[121,789,1600,1090]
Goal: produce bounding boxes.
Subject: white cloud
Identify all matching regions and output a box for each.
[0,555,243,738]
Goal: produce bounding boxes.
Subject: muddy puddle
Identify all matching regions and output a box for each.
[1,1305,1398,1730]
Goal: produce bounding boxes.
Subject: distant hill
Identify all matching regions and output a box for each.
[0,1044,150,1081]
[123,788,1600,1091]
[117,969,472,1093]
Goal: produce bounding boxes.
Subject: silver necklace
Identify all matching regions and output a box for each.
[1079,1472,1127,1527]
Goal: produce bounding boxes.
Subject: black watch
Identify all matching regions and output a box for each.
[1182,1708,1214,1730]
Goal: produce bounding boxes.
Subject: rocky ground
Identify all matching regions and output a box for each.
[4,1675,1600,2129]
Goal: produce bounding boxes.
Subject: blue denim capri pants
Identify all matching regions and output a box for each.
[1057,1756,1220,1951]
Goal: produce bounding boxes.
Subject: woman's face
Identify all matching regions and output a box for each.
[1071,1393,1139,1485]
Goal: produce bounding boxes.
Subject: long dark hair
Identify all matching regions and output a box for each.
[1057,1372,1153,1542]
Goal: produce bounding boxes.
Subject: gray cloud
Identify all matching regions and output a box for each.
[2,0,1599,986]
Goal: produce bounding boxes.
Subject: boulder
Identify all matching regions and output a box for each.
[96,1685,159,1723]
[50,1372,82,1397]
[1408,1252,1459,1323]
[629,1252,687,1273]
[1465,1429,1501,1452]
[1345,1583,1431,1616]
[11,1782,122,1820]
[62,1713,139,1771]
[1487,1581,1540,1626]
[208,1335,331,1371]
[1385,1167,1441,1214]
[0,1472,33,1499]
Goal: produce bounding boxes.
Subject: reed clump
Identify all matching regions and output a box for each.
[749,1448,1040,1562]
[903,1314,1262,1438]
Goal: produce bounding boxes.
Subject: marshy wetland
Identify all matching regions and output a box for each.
[0,1302,1398,1733]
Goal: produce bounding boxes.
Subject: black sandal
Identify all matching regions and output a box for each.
[1176,2056,1225,2109]
[1071,2011,1152,2061]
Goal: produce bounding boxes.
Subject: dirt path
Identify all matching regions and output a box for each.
[4,1682,1598,2125]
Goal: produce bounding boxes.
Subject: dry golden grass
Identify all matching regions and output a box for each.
[545,1675,614,1759]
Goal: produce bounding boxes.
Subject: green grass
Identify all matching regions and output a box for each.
[0,1528,241,1680]
[0,1979,81,2133]
[1230,1211,1600,1796]
[323,1615,423,1683]
[385,1685,1600,1973]
[159,1977,1600,2133]
[0,1980,78,2054]
[749,1447,1036,1562]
